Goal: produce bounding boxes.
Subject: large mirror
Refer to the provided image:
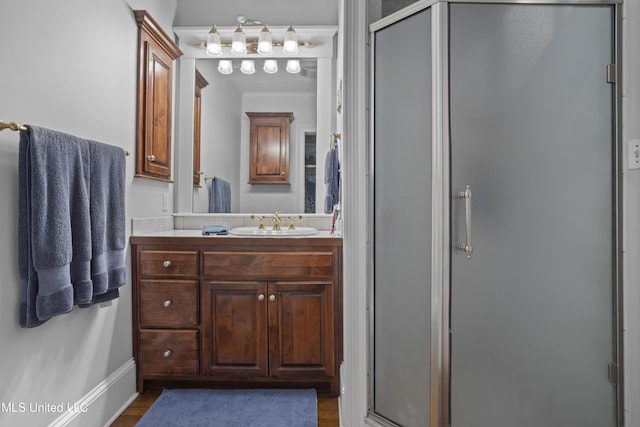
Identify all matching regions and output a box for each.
[172,2,342,215]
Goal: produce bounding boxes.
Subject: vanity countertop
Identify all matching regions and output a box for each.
[131,229,341,239]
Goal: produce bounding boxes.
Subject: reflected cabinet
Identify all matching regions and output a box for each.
[246,112,294,184]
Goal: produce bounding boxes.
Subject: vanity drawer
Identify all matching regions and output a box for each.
[203,251,335,279]
[139,330,199,375]
[139,250,198,277]
[139,280,198,327]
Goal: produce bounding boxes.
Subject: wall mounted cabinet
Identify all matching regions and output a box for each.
[134,10,182,182]
[246,112,294,184]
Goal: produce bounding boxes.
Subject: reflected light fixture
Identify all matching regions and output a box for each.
[218,59,233,74]
[286,59,301,74]
[241,59,256,74]
[231,24,247,55]
[206,24,222,56]
[263,59,278,74]
[283,25,299,54]
[257,25,273,55]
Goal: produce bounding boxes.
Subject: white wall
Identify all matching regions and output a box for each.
[0,1,177,425]
[192,61,243,213]
[239,92,317,213]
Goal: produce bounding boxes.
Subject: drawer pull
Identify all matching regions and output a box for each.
[163,349,172,358]
[258,294,265,301]
[162,260,172,268]
[163,299,172,308]
[269,294,276,302]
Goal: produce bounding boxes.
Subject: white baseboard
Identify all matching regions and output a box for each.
[48,358,137,427]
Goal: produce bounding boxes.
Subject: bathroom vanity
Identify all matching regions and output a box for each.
[130,233,342,396]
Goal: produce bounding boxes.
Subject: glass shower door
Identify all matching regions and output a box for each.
[449,3,617,426]
[372,7,432,426]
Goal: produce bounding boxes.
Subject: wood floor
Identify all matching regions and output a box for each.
[110,388,339,427]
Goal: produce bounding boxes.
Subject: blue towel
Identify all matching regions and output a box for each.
[17,126,127,327]
[208,177,231,213]
[202,225,229,235]
[83,140,126,306]
[18,126,91,326]
[323,141,341,214]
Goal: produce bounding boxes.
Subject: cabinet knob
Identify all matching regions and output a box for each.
[162,260,172,268]
[163,299,172,308]
[147,154,156,161]
[163,349,172,358]
[281,172,285,175]
[269,294,276,302]
[258,294,265,301]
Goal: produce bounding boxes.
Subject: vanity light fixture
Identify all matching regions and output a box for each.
[257,25,273,55]
[231,24,247,55]
[206,24,222,56]
[201,23,311,56]
[286,59,301,74]
[218,59,233,74]
[240,59,256,74]
[263,59,278,74]
[282,25,299,54]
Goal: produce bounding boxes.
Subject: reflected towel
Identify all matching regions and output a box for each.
[208,177,231,213]
[323,142,340,214]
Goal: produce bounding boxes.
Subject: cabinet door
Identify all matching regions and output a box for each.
[246,112,293,184]
[134,11,182,182]
[201,281,268,377]
[268,282,335,378]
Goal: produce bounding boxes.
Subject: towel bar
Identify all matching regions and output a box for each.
[1,120,131,156]
[0,120,27,131]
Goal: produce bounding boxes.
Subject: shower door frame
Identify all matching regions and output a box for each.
[367,1,624,426]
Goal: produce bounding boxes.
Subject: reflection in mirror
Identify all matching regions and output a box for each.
[173,23,339,215]
[192,61,320,213]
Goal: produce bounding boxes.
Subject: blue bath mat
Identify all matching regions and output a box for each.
[135,388,318,427]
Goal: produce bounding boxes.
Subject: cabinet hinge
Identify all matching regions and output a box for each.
[607,64,617,84]
[608,363,620,384]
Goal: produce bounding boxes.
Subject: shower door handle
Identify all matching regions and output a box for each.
[457,185,473,259]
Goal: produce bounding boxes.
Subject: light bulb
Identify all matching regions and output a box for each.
[286,59,301,74]
[283,25,299,55]
[263,59,278,74]
[257,25,273,55]
[218,60,233,74]
[241,60,255,74]
[206,25,222,56]
[231,24,247,55]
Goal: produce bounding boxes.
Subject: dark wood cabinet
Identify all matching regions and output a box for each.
[130,236,342,396]
[202,280,335,380]
[246,112,294,184]
[202,281,268,377]
[134,10,182,182]
[193,70,208,187]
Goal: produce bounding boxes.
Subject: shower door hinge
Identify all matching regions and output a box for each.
[608,363,620,384]
[607,64,617,84]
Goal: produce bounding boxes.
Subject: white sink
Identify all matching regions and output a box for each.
[229,226,319,237]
